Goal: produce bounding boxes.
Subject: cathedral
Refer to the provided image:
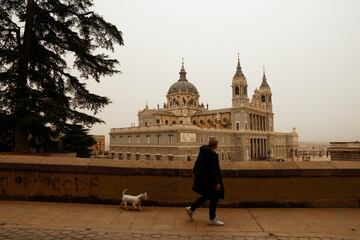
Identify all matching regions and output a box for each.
[109,57,298,161]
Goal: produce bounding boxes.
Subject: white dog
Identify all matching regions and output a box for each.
[120,189,148,211]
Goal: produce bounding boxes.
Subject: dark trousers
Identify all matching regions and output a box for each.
[190,194,219,220]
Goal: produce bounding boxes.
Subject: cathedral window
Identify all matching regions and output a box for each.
[235,86,239,95]
[261,95,266,103]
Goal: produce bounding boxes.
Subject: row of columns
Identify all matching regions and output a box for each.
[249,113,267,131]
[250,138,268,160]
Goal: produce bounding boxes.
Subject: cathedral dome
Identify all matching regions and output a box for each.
[167,61,199,95]
[168,80,198,95]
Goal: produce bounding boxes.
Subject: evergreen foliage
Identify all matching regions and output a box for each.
[60,124,96,158]
[0,0,123,153]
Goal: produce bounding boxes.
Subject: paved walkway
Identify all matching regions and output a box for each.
[0,201,359,240]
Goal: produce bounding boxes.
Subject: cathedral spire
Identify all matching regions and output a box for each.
[262,66,266,81]
[233,53,245,79]
[260,66,270,89]
[179,57,187,81]
[237,53,241,71]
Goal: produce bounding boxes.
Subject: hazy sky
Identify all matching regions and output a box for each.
[87,0,360,143]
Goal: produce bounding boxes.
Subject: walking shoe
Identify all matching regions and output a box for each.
[185,206,193,220]
[208,218,224,226]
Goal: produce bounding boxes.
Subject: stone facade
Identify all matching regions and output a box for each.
[109,57,299,161]
[328,141,360,161]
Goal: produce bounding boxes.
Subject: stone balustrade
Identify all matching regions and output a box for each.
[0,155,360,207]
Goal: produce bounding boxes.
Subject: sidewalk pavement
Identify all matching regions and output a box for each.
[0,201,359,240]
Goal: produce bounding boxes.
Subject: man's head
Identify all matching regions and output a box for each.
[208,137,218,150]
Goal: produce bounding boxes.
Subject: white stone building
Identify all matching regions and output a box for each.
[109,57,298,161]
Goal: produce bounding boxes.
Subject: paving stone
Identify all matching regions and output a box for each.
[0,227,357,240]
[191,237,203,240]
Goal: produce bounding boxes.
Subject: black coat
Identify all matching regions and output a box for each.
[192,145,224,199]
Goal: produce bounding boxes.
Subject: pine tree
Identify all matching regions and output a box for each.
[60,124,96,158]
[0,0,123,152]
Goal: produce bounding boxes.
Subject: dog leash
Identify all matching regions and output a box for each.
[145,179,185,194]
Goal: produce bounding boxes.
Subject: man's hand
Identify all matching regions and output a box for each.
[215,184,221,192]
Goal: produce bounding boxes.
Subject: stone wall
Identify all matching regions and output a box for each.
[329,141,360,161]
[0,155,360,207]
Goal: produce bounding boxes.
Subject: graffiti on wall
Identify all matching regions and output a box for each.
[0,172,99,196]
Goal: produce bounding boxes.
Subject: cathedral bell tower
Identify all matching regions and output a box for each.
[258,67,272,112]
[232,54,249,108]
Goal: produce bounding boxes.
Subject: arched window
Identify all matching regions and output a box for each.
[187,98,195,106]
[236,122,240,130]
[235,86,239,95]
[172,120,176,124]
[261,95,266,103]
[193,120,197,125]
[156,119,160,124]
[207,119,212,124]
[171,98,179,106]
[180,120,183,124]
[200,120,204,125]
[165,120,168,124]
[222,118,227,123]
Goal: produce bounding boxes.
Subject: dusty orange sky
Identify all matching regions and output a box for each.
[86,0,360,143]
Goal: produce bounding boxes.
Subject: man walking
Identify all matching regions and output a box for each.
[185,137,225,226]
